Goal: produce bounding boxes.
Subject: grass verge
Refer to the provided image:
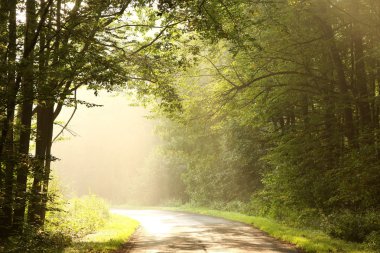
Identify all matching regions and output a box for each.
[163,206,374,253]
[64,213,139,252]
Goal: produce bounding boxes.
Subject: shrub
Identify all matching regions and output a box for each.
[365,231,380,252]
[2,225,72,252]
[223,200,250,214]
[46,194,110,238]
[322,209,380,242]
[1,184,110,252]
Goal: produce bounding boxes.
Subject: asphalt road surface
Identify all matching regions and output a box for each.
[111,209,299,253]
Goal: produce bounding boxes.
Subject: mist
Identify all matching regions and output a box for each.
[52,89,158,204]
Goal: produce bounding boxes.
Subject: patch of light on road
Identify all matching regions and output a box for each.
[139,217,172,235]
[111,209,173,237]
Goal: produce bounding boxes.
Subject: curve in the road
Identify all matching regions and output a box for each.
[112,209,299,253]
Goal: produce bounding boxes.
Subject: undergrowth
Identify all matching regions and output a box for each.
[1,195,112,252]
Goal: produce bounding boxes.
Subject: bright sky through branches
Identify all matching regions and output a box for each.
[53,89,157,202]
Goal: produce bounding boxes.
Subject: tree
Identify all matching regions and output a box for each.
[0,0,187,234]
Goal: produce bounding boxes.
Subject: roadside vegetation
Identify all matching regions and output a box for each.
[64,213,139,253]
[166,205,375,253]
[1,194,138,252]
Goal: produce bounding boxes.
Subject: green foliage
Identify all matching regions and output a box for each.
[64,214,139,253]
[1,0,190,236]
[0,225,72,253]
[0,194,110,252]
[322,210,380,243]
[2,0,379,250]
[183,200,250,214]
[148,0,380,246]
[46,195,110,239]
[151,47,266,204]
[365,231,380,252]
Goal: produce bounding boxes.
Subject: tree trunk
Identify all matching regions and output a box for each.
[0,0,9,162]
[0,0,18,236]
[28,105,49,226]
[13,0,37,232]
[0,0,9,235]
[28,0,59,227]
[40,105,54,223]
[315,13,357,148]
[351,2,372,142]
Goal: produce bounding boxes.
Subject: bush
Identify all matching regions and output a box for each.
[46,194,110,238]
[1,188,110,252]
[1,225,72,252]
[365,231,380,252]
[323,209,380,242]
[223,200,250,214]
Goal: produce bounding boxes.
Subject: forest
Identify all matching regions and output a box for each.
[0,0,380,252]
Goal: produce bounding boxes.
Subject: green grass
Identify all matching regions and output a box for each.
[64,214,139,252]
[163,206,375,253]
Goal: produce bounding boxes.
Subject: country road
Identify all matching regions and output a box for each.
[111,209,299,253]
